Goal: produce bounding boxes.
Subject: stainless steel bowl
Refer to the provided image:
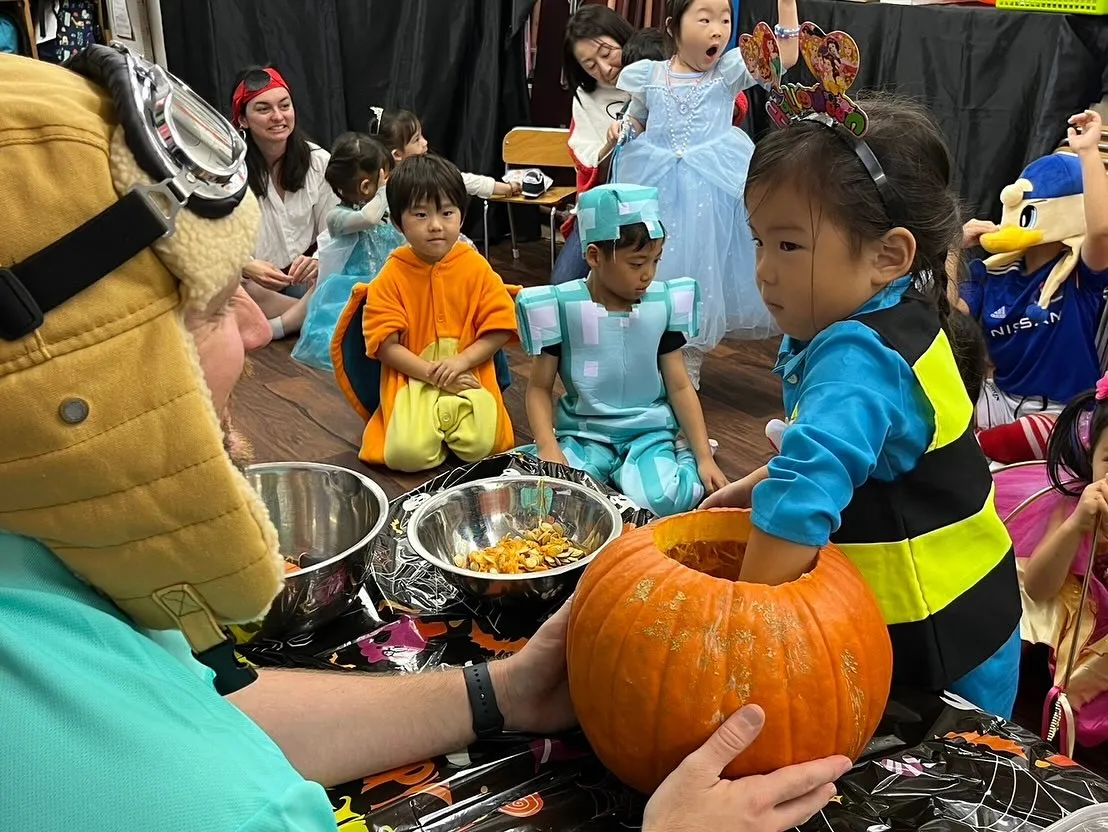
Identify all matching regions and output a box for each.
[244,462,389,638]
[407,476,623,602]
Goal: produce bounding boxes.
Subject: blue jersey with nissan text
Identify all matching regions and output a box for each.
[961,255,1108,403]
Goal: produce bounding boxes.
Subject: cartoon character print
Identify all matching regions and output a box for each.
[357,617,431,664]
[738,21,782,88]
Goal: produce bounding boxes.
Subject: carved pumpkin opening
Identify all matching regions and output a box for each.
[652,512,814,582]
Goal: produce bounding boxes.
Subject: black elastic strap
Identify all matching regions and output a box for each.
[463,662,505,739]
[195,635,259,696]
[805,113,907,225]
[0,189,169,341]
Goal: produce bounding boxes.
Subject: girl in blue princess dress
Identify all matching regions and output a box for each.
[614,0,799,387]
[291,133,405,372]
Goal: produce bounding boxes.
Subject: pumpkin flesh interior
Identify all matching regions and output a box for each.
[652,511,819,583]
[652,512,748,580]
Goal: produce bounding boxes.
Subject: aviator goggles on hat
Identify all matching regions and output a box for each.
[0,42,250,342]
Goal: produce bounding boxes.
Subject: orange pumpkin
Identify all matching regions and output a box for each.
[566,508,893,793]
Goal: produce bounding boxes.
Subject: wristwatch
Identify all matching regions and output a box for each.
[463,662,505,739]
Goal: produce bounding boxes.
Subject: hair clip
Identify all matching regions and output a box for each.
[739,21,867,137]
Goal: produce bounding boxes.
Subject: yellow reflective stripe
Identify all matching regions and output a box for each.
[836,485,1011,624]
[912,329,973,452]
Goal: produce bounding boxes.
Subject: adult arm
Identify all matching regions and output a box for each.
[230,602,575,787]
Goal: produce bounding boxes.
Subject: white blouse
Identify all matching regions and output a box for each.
[254,143,339,269]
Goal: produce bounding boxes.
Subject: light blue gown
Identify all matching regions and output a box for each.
[516,277,705,517]
[613,52,776,347]
[292,194,405,373]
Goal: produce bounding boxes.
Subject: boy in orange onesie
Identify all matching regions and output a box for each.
[333,154,519,472]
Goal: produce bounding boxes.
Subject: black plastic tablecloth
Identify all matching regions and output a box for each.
[739,0,1104,221]
[241,453,1108,831]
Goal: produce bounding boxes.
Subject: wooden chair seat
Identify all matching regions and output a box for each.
[482,127,577,270]
[488,186,577,207]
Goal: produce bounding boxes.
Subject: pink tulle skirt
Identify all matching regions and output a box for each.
[996,462,1108,747]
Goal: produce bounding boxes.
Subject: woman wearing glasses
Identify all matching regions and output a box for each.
[231,66,338,338]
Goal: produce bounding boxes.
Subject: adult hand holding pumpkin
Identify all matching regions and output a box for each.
[489,600,577,735]
[642,705,852,832]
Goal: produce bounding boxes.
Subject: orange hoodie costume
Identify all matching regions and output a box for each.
[333,241,519,472]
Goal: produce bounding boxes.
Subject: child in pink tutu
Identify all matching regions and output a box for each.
[1000,374,1108,747]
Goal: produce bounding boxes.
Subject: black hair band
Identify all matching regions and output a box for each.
[804,113,907,225]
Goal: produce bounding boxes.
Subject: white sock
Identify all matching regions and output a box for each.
[268,317,285,340]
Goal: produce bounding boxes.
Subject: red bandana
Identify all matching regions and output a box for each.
[231,68,290,126]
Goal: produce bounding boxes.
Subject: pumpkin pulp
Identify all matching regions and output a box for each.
[654,511,813,583]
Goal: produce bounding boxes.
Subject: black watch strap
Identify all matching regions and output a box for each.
[463,662,504,739]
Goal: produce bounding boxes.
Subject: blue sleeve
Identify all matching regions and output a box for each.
[515,285,562,356]
[719,48,755,93]
[617,59,652,124]
[961,259,986,320]
[664,277,701,339]
[751,322,934,547]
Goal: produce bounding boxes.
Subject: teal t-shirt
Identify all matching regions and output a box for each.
[0,532,340,831]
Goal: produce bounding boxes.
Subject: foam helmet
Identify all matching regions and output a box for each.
[0,45,283,691]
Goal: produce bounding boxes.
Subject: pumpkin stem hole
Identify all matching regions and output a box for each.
[664,540,746,581]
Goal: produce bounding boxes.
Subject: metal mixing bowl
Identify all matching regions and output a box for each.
[407,476,623,602]
[244,462,389,638]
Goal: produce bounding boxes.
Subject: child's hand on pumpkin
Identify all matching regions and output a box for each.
[1067,478,1108,534]
[430,355,472,389]
[643,705,851,832]
[962,218,998,249]
[697,460,729,495]
[1068,109,1104,155]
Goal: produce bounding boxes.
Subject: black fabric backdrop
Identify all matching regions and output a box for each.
[159,0,538,243]
[740,0,1101,222]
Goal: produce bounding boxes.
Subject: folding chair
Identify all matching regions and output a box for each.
[482,127,577,270]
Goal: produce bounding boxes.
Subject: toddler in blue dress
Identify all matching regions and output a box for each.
[291,132,405,372]
[517,184,728,517]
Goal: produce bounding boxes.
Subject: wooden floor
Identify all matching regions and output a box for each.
[231,239,1108,775]
[232,239,785,500]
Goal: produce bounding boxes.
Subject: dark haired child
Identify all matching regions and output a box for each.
[622,27,666,65]
[517,184,727,516]
[705,95,1022,718]
[291,132,405,372]
[332,154,519,473]
[1012,376,1108,747]
[613,0,799,388]
[369,108,521,199]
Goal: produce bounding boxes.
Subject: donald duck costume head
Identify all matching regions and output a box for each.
[980,153,1087,322]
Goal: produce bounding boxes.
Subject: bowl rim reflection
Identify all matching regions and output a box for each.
[245,461,390,576]
[406,475,623,582]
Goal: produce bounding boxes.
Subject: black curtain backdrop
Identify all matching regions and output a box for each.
[159,0,538,243]
[740,0,1100,222]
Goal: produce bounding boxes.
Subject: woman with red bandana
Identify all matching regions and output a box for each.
[231,66,338,338]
